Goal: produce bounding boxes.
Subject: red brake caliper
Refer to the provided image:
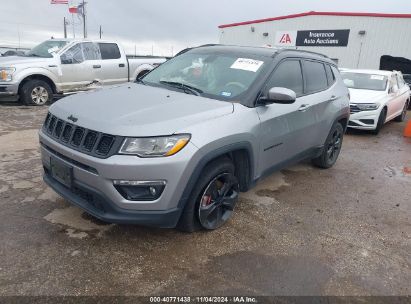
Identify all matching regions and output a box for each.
[201,195,212,207]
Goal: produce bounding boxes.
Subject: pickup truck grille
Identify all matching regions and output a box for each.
[42,112,123,159]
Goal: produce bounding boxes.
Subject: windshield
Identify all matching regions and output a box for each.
[26,40,68,58]
[341,72,388,91]
[142,51,269,100]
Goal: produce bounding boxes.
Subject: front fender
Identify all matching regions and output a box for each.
[14,67,60,90]
[176,140,255,210]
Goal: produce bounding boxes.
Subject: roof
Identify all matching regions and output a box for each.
[193,45,280,57]
[192,45,336,65]
[340,69,394,76]
[219,11,411,28]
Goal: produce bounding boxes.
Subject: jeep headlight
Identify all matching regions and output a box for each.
[0,67,16,82]
[119,134,191,157]
[355,103,379,111]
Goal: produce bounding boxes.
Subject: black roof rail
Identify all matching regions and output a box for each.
[197,44,221,48]
[277,48,330,59]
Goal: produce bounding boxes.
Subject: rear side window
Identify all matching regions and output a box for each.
[98,43,121,60]
[265,60,304,97]
[325,64,336,86]
[303,60,328,94]
[396,74,405,88]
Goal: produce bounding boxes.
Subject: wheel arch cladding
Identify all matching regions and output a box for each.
[177,142,254,210]
[19,75,57,94]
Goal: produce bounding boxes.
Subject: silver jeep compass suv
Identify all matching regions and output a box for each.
[39,45,350,232]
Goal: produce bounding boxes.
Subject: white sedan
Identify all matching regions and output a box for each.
[341,69,410,134]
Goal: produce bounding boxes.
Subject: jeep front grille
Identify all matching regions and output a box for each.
[42,112,123,159]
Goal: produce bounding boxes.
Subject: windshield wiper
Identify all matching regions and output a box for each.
[135,78,147,85]
[26,54,41,57]
[159,81,203,96]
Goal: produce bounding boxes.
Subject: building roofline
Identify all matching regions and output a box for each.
[218,11,411,28]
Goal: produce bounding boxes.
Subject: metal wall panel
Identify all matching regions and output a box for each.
[219,15,411,69]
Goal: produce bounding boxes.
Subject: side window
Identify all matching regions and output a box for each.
[265,60,303,97]
[82,42,101,60]
[325,64,336,86]
[396,74,405,88]
[60,44,84,64]
[98,43,121,60]
[390,76,399,93]
[303,60,328,94]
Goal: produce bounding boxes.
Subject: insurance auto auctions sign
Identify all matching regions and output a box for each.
[296,30,350,47]
[275,29,350,47]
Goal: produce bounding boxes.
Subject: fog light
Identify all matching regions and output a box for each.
[113,180,166,201]
[149,186,157,196]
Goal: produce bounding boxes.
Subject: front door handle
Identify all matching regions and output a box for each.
[329,95,338,101]
[93,65,101,69]
[298,104,311,111]
[119,63,125,68]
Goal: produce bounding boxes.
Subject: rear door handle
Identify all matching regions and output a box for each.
[298,104,311,111]
[93,65,101,69]
[119,63,125,68]
[329,95,338,101]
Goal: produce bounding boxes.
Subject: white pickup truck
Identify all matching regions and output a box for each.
[0,39,166,105]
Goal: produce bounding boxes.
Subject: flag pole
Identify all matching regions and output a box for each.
[82,0,87,38]
[63,17,67,38]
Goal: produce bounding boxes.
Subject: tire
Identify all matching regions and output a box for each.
[177,157,239,232]
[136,70,150,81]
[371,107,387,135]
[312,122,344,169]
[394,101,408,122]
[20,79,53,106]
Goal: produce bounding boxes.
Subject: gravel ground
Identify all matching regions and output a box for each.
[0,100,410,296]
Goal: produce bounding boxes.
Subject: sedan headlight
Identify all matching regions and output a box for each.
[119,134,191,157]
[355,103,380,111]
[0,67,16,82]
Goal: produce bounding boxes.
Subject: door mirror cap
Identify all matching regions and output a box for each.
[261,87,297,105]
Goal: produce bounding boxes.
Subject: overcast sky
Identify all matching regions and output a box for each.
[1,0,411,56]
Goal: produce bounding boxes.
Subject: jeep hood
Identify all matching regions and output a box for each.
[0,56,53,66]
[49,83,234,137]
[348,88,386,104]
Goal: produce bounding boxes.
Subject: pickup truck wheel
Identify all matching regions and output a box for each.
[177,157,239,232]
[394,101,408,122]
[312,122,344,169]
[20,80,53,106]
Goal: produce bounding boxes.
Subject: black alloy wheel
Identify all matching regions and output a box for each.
[198,173,239,230]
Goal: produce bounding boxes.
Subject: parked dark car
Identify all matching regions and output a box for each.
[405,74,411,109]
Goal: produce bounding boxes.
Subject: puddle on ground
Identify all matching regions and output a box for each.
[44,206,114,239]
[241,172,290,207]
[206,251,334,295]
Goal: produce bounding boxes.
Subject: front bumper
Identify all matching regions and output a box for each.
[43,172,180,227]
[348,107,380,130]
[0,82,19,96]
[39,129,200,227]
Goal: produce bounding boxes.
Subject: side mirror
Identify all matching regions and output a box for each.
[260,87,296,105]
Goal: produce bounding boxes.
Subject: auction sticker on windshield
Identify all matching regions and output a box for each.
[230,58,264,72]
[370,75,385,80]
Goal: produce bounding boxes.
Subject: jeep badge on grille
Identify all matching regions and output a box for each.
[67,115,78,123]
